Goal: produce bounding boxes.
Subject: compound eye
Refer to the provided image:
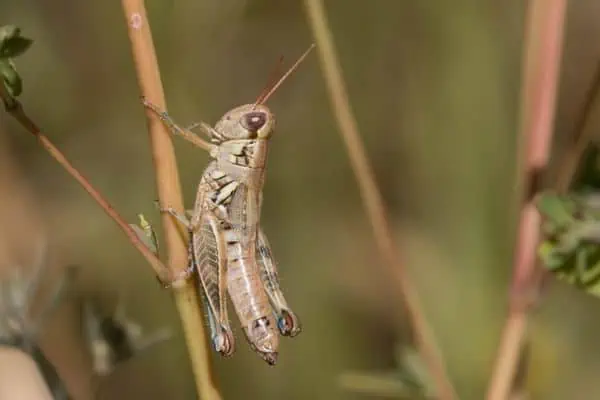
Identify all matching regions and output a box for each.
[242,111,267,132]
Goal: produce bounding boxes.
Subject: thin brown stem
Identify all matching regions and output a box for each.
[303,1,456,399]
[120,1,219,399]
[486,1,567,399]
[0,88,173,285]
[555,61,600,193]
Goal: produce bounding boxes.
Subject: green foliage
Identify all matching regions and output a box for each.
[129,213,160,256]
[0,25,32,106]
[0,26,33,58]
[536,191,600,296]
[339,346,436,399]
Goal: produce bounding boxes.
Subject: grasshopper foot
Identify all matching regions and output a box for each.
[277,309,302,337]
[140,96,165,116]
[213,326,235,357]
[154,201,191,229]
[157,263,195,289]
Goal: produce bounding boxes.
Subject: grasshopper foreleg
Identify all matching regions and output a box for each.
[141,97,217,151]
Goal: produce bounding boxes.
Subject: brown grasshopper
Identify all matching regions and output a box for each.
[142,45,313,365]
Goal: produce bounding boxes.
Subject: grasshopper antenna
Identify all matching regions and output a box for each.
[254,55,285,106]
[254,43,316,107]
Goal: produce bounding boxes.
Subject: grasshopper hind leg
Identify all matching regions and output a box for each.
[256,229,301,337]
[276,309,301,338]
[199,288,234,357]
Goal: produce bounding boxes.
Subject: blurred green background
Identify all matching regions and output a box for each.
[1,1,600,399]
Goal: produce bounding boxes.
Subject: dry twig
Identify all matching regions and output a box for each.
[555,61,600,193]
[120,1,220,399]
[486,1,567,399]
[303,1,456,399]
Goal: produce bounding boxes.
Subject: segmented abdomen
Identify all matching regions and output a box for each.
[195,165,273,328]
[224,183,272,327]
[227,251,272,326]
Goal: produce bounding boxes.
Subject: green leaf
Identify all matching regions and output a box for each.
[0,26,20,43]
[0,59,22,98]
[339,345,437,398]
[129,214,159,256]
[0,37,33,59]
[0,26,32,59]
[536,192,576,228]
[339,371,429,399]
[538,241,568,271]
[394,346,432,391]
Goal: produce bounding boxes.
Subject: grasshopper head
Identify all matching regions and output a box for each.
[214,104,275,141]
[244,315,279,365]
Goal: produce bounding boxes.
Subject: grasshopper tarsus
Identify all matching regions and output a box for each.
[277,309,302,337]
[155,202,192,230]
[141,98,214,152]
[156,265,194,290]
[141,98,171,124]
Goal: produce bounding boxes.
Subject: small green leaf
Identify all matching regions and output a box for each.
[0,26,32,59]
[339,371,428,398]
[536,192,576,228]
[0,26,20,43]
[129,214,159,256]
[538,241,569,270]
[0,59,22,97]
[0,37,33,58]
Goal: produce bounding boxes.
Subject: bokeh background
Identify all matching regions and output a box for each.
[0,1,600,399]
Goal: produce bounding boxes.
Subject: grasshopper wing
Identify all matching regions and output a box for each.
[191,206,235,357]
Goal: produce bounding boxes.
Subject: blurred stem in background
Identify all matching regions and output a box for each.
[555,61,600,193]
[120,1,220,399]
[303,0,457,399]
[486,0,567,399]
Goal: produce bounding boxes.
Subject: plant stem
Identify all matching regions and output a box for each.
[120,1,219,399]
[555,61,600,193]
[0,87,172,285]
[303,1,456,399]
[486,1,567,399]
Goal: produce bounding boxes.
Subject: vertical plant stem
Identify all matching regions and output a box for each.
[303,1,456,399]
[486,1,567,399]
[120,1,219,399]
[555,61,600,193]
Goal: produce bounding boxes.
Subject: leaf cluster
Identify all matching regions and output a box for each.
[0,25,32,107]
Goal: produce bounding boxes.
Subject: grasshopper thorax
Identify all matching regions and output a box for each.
[213,104,275,142]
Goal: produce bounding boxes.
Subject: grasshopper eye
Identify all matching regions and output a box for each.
[242,111,267,132]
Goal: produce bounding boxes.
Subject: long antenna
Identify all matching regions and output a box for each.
[254,43,316,106]
[254,55,285,106]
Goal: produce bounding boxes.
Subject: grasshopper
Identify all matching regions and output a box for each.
[142,45,313,365]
